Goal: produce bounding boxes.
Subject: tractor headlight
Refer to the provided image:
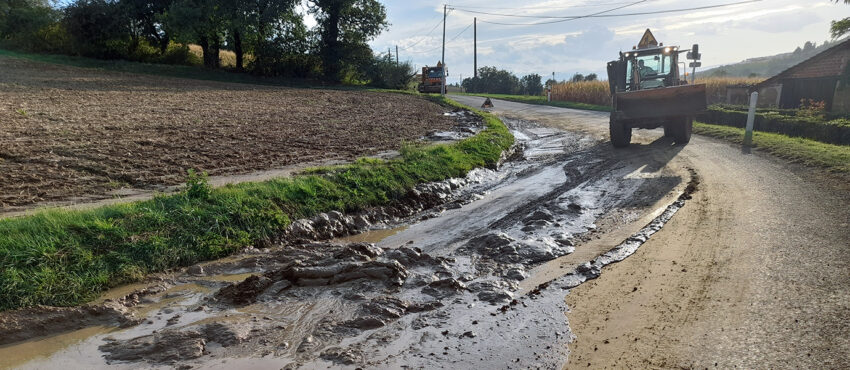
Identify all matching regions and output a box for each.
[664,47,671,54]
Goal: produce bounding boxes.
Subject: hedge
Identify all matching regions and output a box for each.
[697,106,850,146]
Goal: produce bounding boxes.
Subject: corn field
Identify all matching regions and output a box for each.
[550,77,765,107]
[551,80,611,106]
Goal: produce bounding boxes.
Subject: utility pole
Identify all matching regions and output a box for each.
[441,4,447,96]
[474,17,477,78]
[395,45,399,64]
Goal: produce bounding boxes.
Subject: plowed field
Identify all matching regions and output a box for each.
[0,56,454,208]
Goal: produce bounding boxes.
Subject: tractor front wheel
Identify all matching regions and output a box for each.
[671,116,693,144]
[610,118,632,148]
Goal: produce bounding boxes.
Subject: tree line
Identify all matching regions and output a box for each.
[461,67,601,95]
[0,0,412,85]
[461,67,544,95]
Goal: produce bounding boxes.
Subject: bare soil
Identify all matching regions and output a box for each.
[0,56,454,208]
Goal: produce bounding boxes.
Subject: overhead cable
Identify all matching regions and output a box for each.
[468,0,762,26]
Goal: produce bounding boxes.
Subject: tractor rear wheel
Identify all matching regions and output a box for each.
[671,116,693,144]
[609,118,632,148]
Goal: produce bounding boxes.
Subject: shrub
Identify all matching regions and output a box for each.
[361,54,415,90]
[156,42,201,66]
[698,105,850,145]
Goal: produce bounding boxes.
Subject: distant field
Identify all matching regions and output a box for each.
[187,44,253,68]
[0,55,454,209]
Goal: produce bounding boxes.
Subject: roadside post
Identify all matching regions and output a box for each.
[743,91,758,151]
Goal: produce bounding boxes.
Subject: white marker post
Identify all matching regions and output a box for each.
[743,91,758,148]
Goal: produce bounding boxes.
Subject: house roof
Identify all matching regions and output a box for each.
[758,37,850,87]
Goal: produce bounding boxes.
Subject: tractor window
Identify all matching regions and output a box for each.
[635,54,671,89]
[427,68,443,78]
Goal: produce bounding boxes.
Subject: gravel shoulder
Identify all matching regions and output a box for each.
[450,95,850,369]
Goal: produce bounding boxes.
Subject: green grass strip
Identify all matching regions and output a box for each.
[453,92,612,112]
[0,96,513,311]
[694,122,850,173]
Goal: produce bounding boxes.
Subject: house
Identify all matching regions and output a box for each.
[754,38,850,113]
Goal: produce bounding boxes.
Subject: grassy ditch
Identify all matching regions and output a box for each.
[694,122,850,173]
[0,97,513,311]
[454,93,612,112]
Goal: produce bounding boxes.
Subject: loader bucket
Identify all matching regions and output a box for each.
[614,84,707,120]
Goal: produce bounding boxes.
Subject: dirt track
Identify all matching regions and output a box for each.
[447,96,850,369]
[0,56,454,209]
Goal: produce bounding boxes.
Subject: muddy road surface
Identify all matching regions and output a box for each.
[3,96,845,369]
[450,96,850,369]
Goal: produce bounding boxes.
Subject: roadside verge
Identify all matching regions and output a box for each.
[0,97,514,311]
[694,122,850,173]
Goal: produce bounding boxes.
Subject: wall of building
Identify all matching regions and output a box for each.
[833,86,850,114]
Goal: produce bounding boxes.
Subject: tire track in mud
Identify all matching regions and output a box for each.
[0,115,697,369]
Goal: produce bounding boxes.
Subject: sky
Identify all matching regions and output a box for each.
[368,0,848,83]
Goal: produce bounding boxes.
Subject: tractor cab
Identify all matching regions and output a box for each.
[621,45,682,90]
[608,29,686,94]
[605,29,707,147]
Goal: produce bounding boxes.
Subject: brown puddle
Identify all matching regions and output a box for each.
[0,325,115,369]
[197,272,258,283]
[335,225,409,244]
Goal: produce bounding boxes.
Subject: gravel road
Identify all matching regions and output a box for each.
[450,95,850,369]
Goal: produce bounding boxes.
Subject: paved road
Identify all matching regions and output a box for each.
[451,95,850,369]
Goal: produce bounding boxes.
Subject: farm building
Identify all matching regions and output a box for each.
[754,38,850,113]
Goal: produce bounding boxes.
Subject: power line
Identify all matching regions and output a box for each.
[452,2,647,18]
[478,0,647,26]
[448,1,638,11]
[449,23,473,43]
[397,16,445,51]
[473,0,762,26]
[407,22,473,55]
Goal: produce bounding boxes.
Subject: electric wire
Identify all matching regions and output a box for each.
[476,0,647,26]
[465,0,762,26]
[407,21,473,55]
[397,15,445,51]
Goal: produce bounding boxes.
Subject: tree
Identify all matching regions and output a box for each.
[570,73,584,83]
[519,73,543,95]
[0,0,59,50]
[361,53,415,89]
[584,73,598,82]
[831,0,850,38]
[462,66,520,94]
[803,41,816,53]
[235,0,307,74]
[64,0,131,58]
[122,0,174,53]
[164,0,225,68]
[310,0,388,81]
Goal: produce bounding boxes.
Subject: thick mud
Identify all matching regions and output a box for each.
[0,113,694,369]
